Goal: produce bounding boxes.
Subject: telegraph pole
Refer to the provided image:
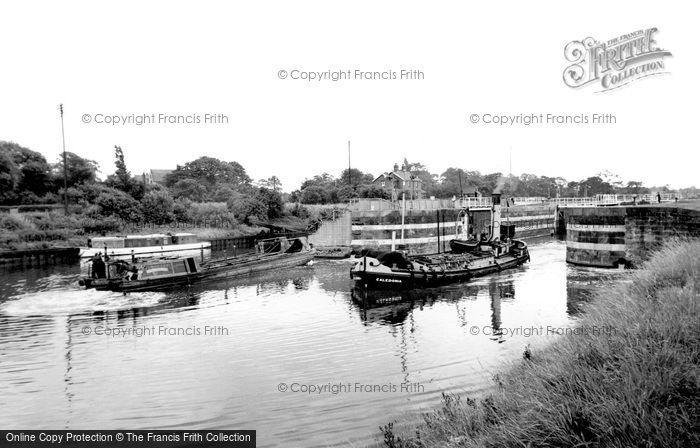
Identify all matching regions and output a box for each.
[59,104,69,215]
[458,169,464,198]
[348,140,351,187]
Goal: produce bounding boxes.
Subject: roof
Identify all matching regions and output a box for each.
[150,169,173,183]
[373,171,423,183]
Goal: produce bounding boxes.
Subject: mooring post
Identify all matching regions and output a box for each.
[201,245,204,263]
[436,210,441,254]
[233,245,237,258]
[442,211,446,253]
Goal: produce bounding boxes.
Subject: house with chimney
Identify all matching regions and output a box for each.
[373,162,425,200]
[140,169,174,186]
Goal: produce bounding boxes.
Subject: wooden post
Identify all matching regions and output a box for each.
[442,211,446,253]
[436,210,441,254]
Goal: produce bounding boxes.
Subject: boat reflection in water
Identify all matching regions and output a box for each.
[350,276,516,340]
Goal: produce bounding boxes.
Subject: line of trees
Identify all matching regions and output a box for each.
[2,141,691,216]
[291,162,680,205]
[0,141,285,227]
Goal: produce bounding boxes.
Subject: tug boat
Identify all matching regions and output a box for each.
[79,237,314,292]
[351,193,530,289]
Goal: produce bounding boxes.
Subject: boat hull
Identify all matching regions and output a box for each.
[351,251,529,290]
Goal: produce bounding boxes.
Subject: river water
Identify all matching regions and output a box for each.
[0,238,625,447]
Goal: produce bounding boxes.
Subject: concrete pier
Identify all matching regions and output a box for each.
[562,201,700,267]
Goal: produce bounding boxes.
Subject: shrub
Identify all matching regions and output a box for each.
[95,189,142,221]
[173,198,192,222]
[289,203,310,219]
[140,190,175,224]
[300,185,328,204]
[227,193,267,225]
[0,214,33,231]
[257,187,284,219]
[171,179,208,202]
[211,185,236,202]
[80,216,122,234]
[358,184,392,199]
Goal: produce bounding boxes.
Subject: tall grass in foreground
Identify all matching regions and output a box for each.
[379,239,700,447]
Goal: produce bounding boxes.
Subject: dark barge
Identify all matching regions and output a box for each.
[351,193,530,289]
[80,237,314,292]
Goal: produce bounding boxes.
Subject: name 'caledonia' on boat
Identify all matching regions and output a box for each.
[79,233,211,259]
[351,193,530,289]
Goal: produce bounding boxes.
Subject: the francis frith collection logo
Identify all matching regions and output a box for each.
[563,28,672,92]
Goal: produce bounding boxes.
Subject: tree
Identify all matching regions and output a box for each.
[113,145,131,189]
[141,190,175,224]
[257,176,282,192]
[581,176,614,195]
[104,145,145,199]
[165,156,251,197]
[227,192,267,225]
[256,187,284,219]
[171,179,209,201]
[0,150,20,204]
[0,141,55,204]
[94,188,142,221]
[55,152,99,187]
[358,184,391,199]
[300,185,328,204]
[339,168,373,189]
[624,181,648,195]
[211,185,236,202]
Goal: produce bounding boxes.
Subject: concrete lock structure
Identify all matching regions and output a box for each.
[565,209,628,268]
[562,204,700,268]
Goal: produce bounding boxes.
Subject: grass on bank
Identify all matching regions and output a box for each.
[379,239,700,448]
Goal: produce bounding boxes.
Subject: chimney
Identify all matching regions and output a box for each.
[490,193,502,241]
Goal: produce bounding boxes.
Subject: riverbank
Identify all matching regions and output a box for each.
[380,239,700,447]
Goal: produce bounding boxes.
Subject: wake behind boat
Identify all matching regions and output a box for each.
[79,236,314,292]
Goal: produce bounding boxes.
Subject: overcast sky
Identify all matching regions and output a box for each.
[1,1,697,192]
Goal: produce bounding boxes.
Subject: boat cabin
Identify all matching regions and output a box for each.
[90,256,200,281]
[256,237,310,254]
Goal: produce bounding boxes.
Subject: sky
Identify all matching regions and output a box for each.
[0,1,697,192]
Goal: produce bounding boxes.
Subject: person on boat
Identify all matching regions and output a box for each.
[122,265,138,281]
[91,253,106,279]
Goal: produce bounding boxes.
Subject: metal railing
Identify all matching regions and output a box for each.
[553,193,679,207]
[456,197,493,208]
